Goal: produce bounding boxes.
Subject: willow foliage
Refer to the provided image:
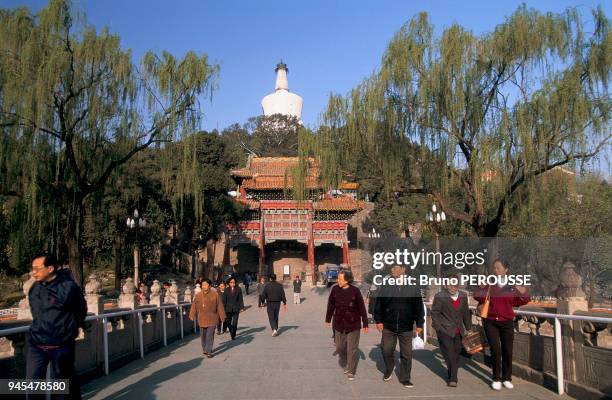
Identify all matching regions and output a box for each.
[317,5,610,236]
[0,0,218,282]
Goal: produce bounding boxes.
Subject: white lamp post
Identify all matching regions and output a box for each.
[426,204,446,294]
[127,209,146,288]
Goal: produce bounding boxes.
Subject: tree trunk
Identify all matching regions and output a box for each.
[191,248,197,280]
[205,239,215,280]
[114,235,122,290]
[67,199,85,287]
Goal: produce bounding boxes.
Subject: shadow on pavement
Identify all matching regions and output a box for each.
[212,326,266,355]
[413,348,451,382]
[368,346,386,373]
[463,357,493,384]
[276,325,299,335]
[86,357,203,400]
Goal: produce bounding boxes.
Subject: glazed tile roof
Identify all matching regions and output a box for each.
[236,198,260,209]
[231,156,321,189]
[314,196,363,211]
[242,176,320,190]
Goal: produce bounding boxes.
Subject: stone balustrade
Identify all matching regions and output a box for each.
[0,274,196,382]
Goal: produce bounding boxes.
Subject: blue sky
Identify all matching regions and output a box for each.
[3,0,610,134]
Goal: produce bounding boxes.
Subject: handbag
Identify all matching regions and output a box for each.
[462,329,488,355]
[478,285,491,319]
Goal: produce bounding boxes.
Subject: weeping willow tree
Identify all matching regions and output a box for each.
[318,5,610,237]
[0,0,218,285]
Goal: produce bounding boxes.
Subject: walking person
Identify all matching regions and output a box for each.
[222,277,244,340]
[474,259,530,391]
[292,275,302,304]
[374,264,424,388]
[431,273,472,387]
[244,272,252,295]
[26,254,87,400]
[189,278,226,358]
[216,281,227,335]
[257,276,266,308]
[325,270,368,381]
[262,274,287,336]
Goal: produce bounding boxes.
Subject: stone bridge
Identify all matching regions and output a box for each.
[1,273,610,399]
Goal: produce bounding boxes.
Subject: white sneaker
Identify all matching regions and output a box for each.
[272,330,278,337]
[502,381,514,389]
[491,381,502,391]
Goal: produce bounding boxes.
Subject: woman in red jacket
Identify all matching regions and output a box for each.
[473,259,530,391]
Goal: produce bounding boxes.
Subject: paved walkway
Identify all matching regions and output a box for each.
[82,285,572,400]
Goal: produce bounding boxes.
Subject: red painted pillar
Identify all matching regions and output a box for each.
[342,240,350,267]
[259,216,265,277]
[308,238,315,283]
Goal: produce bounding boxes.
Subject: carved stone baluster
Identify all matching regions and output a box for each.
[149,280,162,307]
[85,274,104,315]
[17,277,35,320]
[118,278,137,309]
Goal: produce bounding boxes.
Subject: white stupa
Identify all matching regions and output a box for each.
[261,61,303,121]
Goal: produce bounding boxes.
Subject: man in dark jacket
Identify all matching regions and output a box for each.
[27,254,87,399]
[262,274,287,336]
[221,277,244,340]
[431,275,472,387]
[292,275,302,304]
[374,265,424,388]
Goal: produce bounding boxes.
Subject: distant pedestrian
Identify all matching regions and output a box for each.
[431,274,472,387]
[292,275,302,304]
[262,274,287,336]
[216,281,227,335]
[222,277,245,340]
[244,272,252,294]
[325,270,368,381]
[189,278,226,358]
[27,254,87,400]
[257,277,266,307]
[374,264,424,388]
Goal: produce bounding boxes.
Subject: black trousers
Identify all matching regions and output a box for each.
[245,284,250,295]
[380,328,413,382]
[437,331,463,382]
[258,294,265,307]
[226,311,240,339]
[483,319,514,382]
[25,335,81,400]
[266,301,281,330]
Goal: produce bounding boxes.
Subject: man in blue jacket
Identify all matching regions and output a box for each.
[27,254,87,399]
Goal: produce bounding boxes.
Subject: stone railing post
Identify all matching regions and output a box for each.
[556,261,588,384]
[165,282,179,305]
[183,286,192,303]
[84,274,104,315]
[149,280,162,307]
[118,277,137,309]
[17,276,34,320]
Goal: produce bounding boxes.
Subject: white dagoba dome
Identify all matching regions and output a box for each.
[261,61,303,120]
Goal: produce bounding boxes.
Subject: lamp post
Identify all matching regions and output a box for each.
[127,209,146,289]
[426,204,446,295]
[367,228,381,239]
